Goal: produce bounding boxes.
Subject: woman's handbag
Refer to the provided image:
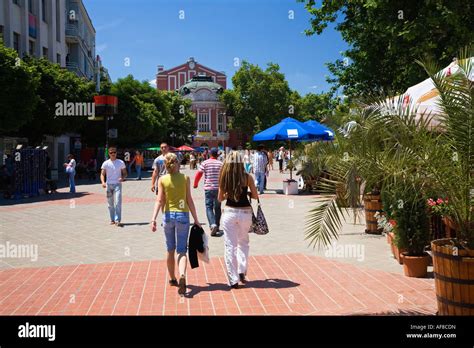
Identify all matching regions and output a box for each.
[249,198,269,235]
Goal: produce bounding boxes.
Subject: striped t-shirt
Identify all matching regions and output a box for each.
[198,158,223,190]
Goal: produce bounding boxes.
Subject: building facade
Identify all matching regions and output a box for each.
[65,0,96,80]
[0,0,97,80]
[157,57,242,149]
[0,0,68,66]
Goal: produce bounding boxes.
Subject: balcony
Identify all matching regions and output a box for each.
[66,23,79,42]
[66,61,86,78]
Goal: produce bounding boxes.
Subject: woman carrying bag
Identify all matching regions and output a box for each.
[218,151,259,289]
[150,153,201,296]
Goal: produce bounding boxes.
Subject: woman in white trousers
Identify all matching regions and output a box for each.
[218,151,259,289]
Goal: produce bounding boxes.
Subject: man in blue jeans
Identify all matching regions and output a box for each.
[253,144,268,194]
[193,147,223,236]
[100,146,127,227]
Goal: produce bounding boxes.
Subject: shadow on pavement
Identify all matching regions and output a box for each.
[185,278,300,298]
[121,222,150,226]
[0,192,90,206]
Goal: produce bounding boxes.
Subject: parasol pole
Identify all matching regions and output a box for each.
[289,139,292,180]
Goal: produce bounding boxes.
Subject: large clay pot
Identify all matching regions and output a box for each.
[401,252,430,278]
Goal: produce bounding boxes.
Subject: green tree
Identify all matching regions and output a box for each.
[16,56,95,143]
[300,0,474,99]
[109,75,168,146]
[222,61,292,134]
[0,44,39,133]
[162,91,195,146]
[298,92,338,122]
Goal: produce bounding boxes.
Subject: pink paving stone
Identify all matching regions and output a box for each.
[0,253,436,316]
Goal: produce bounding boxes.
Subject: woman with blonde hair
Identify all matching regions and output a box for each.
[151,152,201,296]
[218,151,259,289]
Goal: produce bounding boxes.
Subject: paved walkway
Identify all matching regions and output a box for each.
[0,166,436,315]
[0,254,435,315]
[0,168,409,274]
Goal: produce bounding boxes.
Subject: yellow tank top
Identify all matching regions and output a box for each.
[161,173,189,212]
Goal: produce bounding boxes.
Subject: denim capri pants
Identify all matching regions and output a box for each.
[162,211,190,253]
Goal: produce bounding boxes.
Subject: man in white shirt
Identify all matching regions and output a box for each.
[101,146,127,226]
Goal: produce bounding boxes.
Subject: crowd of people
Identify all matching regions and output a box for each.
[13,142,287,296]
[97,142,286,296]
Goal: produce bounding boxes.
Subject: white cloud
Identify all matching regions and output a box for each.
[149,79,157,87]
[308,85,318,89]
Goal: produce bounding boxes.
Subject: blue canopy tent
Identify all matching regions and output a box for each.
[304,120,335,141]
[253,117,322,180]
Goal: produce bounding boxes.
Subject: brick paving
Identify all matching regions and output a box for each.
[0,167,436,315]
[0,254,436,316]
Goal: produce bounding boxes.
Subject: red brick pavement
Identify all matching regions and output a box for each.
[0,254,436,316]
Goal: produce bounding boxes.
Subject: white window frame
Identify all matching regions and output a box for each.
[197,110,209,132]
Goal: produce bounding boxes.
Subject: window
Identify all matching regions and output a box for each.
[13,33,20,54]
[218,113,226,132]
[29,40,35,56]
[57,53,61,64]
[28,0,33,13]
[55,0,60,41]
[41,0,47,22]
[197,111,210,132]
[42,46,48,58]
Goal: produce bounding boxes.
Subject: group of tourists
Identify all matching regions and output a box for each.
[99,142,265,296]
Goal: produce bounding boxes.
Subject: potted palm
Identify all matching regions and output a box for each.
[390,186,431,277]
[304,49,473,315]
[420,51,474,315]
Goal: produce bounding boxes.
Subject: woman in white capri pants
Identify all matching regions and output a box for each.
[218,151,259,289]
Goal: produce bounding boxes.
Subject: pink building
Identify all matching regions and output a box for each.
[156,57,242,149]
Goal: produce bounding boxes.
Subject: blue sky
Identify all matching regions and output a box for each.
[83,0,347,96]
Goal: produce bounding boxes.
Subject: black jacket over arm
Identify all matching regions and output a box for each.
[188,224,205,269]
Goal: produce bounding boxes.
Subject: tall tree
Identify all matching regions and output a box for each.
[221,62,292,134]
[109,75,168,146]
[300,0,474,99]
[162,91,195,146]
[0,44,39,134]
[17,56,95,143]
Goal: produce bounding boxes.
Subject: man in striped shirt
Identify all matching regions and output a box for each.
[193,147,223,236]
[253,144,268,194]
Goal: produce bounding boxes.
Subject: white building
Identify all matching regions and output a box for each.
[0,0,68,65]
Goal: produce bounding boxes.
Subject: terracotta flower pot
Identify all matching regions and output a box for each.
[401,252,430,278]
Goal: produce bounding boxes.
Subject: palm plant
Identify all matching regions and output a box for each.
[305,47,473,250]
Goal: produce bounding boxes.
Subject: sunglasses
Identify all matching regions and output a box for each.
[109,151,117,154]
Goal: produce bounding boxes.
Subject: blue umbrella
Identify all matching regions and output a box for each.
[253,117,315,141]
[253,117,317,180]
[304,120,335,140]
